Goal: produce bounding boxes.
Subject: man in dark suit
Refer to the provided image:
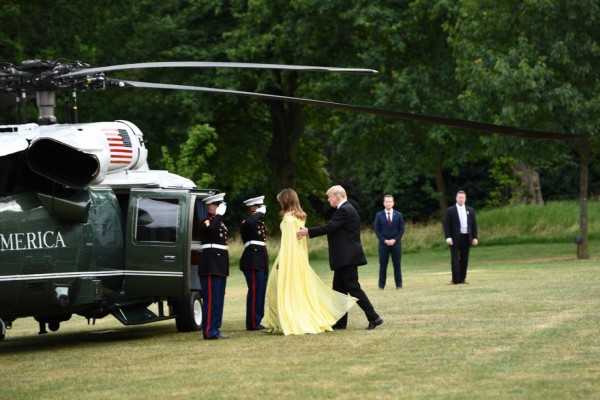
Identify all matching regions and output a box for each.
[443,190,478,284]
[239,195,268,331]
[374,195,405,289]
[297,185,383,330]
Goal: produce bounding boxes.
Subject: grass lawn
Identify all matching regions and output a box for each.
[1,241,599,399]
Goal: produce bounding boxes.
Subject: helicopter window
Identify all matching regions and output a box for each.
[191,198,208,242]
[135,198,179,243]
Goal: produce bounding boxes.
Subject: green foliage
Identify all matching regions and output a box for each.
[450,0,600,139]
[486,156,521,208]
[160,124,218,187]
[1,0,599,227]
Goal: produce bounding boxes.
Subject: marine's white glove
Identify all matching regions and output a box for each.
[216,203,227,215]
[256,205,267,214]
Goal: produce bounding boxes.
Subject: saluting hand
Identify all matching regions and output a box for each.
[256,205,267,214]
[216,203,227,215]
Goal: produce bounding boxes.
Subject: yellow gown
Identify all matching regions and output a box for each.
[261,214,357,335]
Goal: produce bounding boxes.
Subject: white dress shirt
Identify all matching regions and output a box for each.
[457,205,468,234]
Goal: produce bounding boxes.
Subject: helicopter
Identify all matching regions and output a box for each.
[0,59,575,342]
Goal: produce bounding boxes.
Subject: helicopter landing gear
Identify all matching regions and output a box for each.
[48,321,60,332]
[35,315,72,334]
[37,321,61,333]
[175,291,203,332]
[0,319,6,341]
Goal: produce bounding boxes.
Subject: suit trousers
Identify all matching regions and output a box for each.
[450,234,471,283]
[332,265,379,327]
[378,243,402,288]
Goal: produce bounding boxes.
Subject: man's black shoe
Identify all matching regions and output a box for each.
[248,325,266,331]
[206,333,230,340]
[367,317,384,330]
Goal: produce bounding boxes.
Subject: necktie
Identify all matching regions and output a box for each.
[387,212,391,227]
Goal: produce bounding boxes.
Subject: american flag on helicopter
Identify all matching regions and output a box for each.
[103,128,133,165]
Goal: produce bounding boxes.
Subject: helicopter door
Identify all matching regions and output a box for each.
[123,189,191,299]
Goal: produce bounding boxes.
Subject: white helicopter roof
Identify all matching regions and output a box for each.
[93,169,196,190]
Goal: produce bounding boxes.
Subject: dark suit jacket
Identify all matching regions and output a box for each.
[374,209,405,245]
[308,201,367,271]
[443,205,478,244]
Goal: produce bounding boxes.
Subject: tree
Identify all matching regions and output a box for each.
[319,0,483,220]
[161,123,218,188]
[449,0,600,258]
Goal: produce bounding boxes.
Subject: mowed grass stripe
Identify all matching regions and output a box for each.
[1,240,599,400]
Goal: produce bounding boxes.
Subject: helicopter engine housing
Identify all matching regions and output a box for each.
[26,120,148,189]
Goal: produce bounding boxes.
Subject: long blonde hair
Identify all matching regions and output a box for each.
[276,188,307,221]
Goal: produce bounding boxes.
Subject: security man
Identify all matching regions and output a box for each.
[199,193,229,340]
[240,196,268,330]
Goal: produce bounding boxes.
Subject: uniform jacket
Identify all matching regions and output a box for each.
[374,209,405,246]
[239,212,268,272]
[308,201,367,270]
[198,214,229,276]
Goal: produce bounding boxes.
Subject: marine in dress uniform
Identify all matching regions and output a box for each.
[199,193,230,340]
[240,196,269,331]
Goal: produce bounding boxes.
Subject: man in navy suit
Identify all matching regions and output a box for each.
[443,190,478,284]
[374,195,405,289]
[297,185,383,330]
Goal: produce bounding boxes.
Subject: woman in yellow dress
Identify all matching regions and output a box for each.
[261,188,357,335]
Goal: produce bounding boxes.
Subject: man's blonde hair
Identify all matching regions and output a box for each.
[326,185,347,199]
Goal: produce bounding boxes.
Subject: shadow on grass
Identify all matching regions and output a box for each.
[1,323,180,354]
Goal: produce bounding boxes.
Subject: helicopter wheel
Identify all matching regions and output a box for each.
[175,291,203,332]
[48,321,60,332]
[0,319,6,341]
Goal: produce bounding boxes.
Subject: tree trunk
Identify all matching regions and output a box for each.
[434,151,447,217]
[267,100,303,190]
[513,161,544,205]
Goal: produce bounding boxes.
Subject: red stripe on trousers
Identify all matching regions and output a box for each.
[204,276,212,337]
[251,270,257,329]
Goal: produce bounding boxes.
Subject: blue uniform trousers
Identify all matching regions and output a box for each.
[199,274,227,339]
[243,269,268,330]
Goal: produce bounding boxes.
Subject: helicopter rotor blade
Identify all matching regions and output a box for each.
[119,79,576,141]
[58,62,378,78]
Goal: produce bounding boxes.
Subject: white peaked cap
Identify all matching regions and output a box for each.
[244,195,265,206]
[203,193,226,204]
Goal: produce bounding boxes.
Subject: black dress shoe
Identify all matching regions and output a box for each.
[331,324,346,330]
[247,325,266,331]
[206,333,230,340]
[367,317,384,330]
